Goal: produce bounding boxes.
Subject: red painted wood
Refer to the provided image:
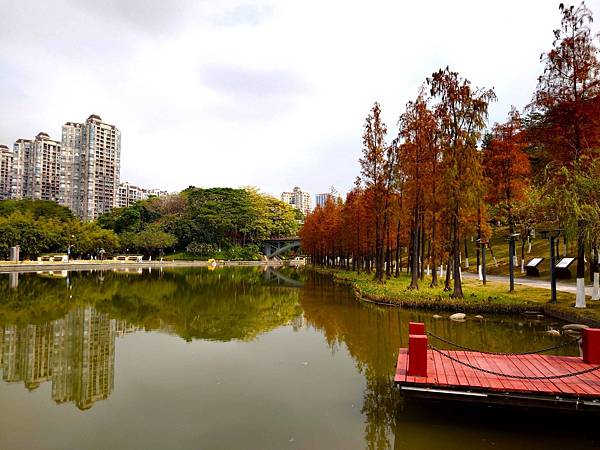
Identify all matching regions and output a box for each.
[395,348,600,399]
[583,328,600,364]
[408,335,428,377]
[408,322,425,335]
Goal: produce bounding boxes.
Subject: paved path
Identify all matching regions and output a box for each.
[461,272,594,296]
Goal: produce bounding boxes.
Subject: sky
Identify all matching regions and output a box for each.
[1,0,600,200]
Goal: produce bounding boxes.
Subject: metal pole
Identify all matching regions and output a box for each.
[482,243,487,286]
[509,238,515,292]
[550,236,557,303]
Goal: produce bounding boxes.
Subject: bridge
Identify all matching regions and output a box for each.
[263,268,303,288]
[262,237,301,259]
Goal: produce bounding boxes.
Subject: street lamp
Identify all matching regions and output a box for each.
[477,238,489,285]
[540,229,564,303]
[506,233,520,292]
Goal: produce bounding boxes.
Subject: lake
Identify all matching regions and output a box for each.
[0,267,597,449]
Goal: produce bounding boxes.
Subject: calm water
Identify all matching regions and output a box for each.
[0,267,597,450]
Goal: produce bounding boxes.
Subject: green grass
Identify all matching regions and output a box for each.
[319,269,600,325]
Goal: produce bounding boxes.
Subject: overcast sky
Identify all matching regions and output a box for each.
[1,0,599,199]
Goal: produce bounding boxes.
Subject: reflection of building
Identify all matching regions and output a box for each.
[281,186,311,216]
[0,307,128,410]
[0,324,53,389]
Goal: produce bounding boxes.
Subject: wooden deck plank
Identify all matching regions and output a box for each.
[478,353,515,391]
[537,355,596,396]
[462,351,491,389]
[448,351,471,387]
[432,350,448,386]
[556,357,598,396]
[513,354,563,395]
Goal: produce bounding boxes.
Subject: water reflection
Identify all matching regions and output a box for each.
[0,268,597,449]
[0,267,303,410]
[0,307,132,410]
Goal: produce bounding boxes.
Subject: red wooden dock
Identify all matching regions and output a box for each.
[395,323,600,411]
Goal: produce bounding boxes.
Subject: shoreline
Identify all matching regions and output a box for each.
[0,259,300,273]
[315,267,600,327]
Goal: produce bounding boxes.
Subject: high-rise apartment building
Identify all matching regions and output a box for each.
[0,145,12,200]
[281,186,311,216]
[11,132,62,202]
[61,115,121,220]
[117,182,169,208]
[315,193,332,208]
[117,182,146,208]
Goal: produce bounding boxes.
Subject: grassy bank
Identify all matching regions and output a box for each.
[316,268,600,326]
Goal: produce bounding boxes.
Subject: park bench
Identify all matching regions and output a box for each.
[37,255,68,262]
[113,255,143,262]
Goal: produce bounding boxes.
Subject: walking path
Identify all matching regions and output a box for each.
[462,272,594,296]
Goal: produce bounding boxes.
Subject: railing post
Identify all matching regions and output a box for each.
[408,322,428,377]
[582,328,600,364]
[409,322,425,335]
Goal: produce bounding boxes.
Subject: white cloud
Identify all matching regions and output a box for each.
[0,0,598,199]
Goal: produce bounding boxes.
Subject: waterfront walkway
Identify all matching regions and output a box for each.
[462,272,595,296]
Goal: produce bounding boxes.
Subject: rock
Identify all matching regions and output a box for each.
[449,313,466,321]
[546,329,561,337]
[432,314,442,319]
[564,329,582,337]
[562,324,589,331]
[474,315,484,319]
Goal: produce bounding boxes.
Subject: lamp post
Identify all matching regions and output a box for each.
[477,238,489,285]
[540,229,564,304]
[507,233,520,292]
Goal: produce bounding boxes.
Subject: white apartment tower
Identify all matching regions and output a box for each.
[61,115,121,220]
[11,133,62,202]
[281,186,311,216]
[0,145,12,200]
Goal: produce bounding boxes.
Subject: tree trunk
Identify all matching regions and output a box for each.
[575,225,586,308]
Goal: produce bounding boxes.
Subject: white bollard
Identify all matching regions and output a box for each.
[465,257,469,269]
[593,272,600,301]
[478,264,483,281]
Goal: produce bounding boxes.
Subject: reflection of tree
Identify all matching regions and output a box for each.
[0,268,303,342]
[0,267,303,411]
[0,307,120,410]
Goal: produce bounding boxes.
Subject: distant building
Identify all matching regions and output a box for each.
[315,193,332,208]
[0,145,12,200]
[61,115,121,220]
[11,132,62,202]
[281,186,311,216]
[117,182,168,208]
